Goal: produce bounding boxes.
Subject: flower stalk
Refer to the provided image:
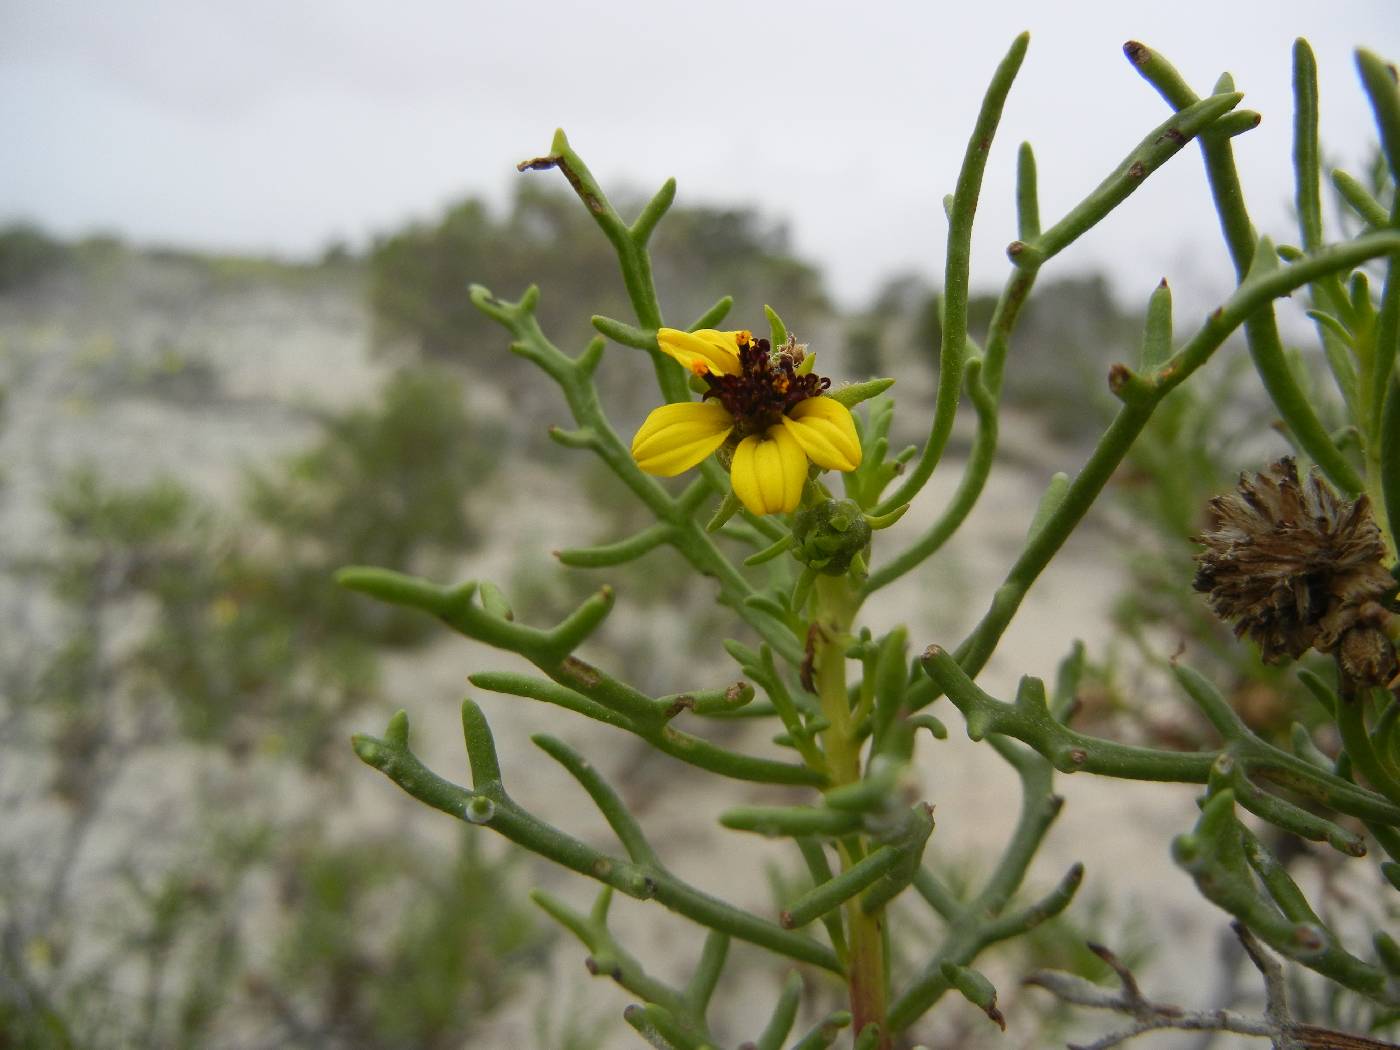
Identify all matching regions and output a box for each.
[811,573,889,1045]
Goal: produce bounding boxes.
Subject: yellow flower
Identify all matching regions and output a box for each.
[630,328,861,515]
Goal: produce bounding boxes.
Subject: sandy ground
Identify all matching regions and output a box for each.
[0,257,1289,1049]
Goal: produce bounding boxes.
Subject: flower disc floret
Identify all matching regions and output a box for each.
[701,333,830,433]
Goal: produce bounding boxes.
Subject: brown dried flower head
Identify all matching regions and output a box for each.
[1193,458,1397,684]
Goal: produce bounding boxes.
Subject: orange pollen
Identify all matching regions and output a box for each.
[774,375,790,394]
[689,360,710,376]
[735,330,753,348]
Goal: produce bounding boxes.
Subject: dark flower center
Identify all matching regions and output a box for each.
[702,333,830,435]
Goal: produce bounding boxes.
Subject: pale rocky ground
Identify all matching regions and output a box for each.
[0,256,1304,1049]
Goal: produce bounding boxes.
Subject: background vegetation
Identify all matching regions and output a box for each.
[0,136,1379,1045]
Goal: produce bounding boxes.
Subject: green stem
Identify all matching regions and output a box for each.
[1174,791,1395,1003]
[353,707,842,974]
[753,973,805,1050]
[470,284,803,664]
[1019,90,1245,268]
[869,71,1244,584]
[1366,198,1400,551]
[814,576,861,785]
[1127,41,1364,495]
[532,888,702,1035]
[1293,39,1364,421]
[887,735,1080,1030]
[811,574,888,1046]
[938,232,1400,693]
[1382,372,1400,554]
[782,846,906,929]
[1337,689,1400,809]
[522,130,685,402]
[875,32,1029,515]
[921,647,1400,831]
[864,357,999,594]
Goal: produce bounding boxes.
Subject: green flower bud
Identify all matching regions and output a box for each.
[792,498,871,575]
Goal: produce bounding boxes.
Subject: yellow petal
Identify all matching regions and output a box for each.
[631,400,734,476]
[657,328,743,377]
[730,425,807,515]
[780,397,862,472]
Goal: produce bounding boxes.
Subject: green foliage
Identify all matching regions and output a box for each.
[0,365,544,1047]
[370,182,829,372]
[8,26,1398,1050]
[269,833,545,1050]
[45,465,193,553]
[69,334,223,404]
[21,464,371,762]
[34,363,499,760]
[856,273,1138,442]
[1104,359,1328,743]
[346,35,1400,1050]
[248,367,490,567]
[0,222,70,291]
[245,365,497,650]
[132,538,377,758]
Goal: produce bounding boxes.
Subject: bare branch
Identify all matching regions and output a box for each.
[1026,928,1400,1050]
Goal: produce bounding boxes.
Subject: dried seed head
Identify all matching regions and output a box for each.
[1193,458,1396,681]
[1336,602,1398,688]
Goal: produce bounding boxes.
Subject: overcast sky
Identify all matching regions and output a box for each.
[3,1,1398,314]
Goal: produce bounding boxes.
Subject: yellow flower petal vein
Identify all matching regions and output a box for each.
[730,425,807,515]
[780,397,862,472]
[631,400,734,477]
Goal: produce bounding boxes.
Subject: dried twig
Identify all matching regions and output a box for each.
[1025,924,1400,1050]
